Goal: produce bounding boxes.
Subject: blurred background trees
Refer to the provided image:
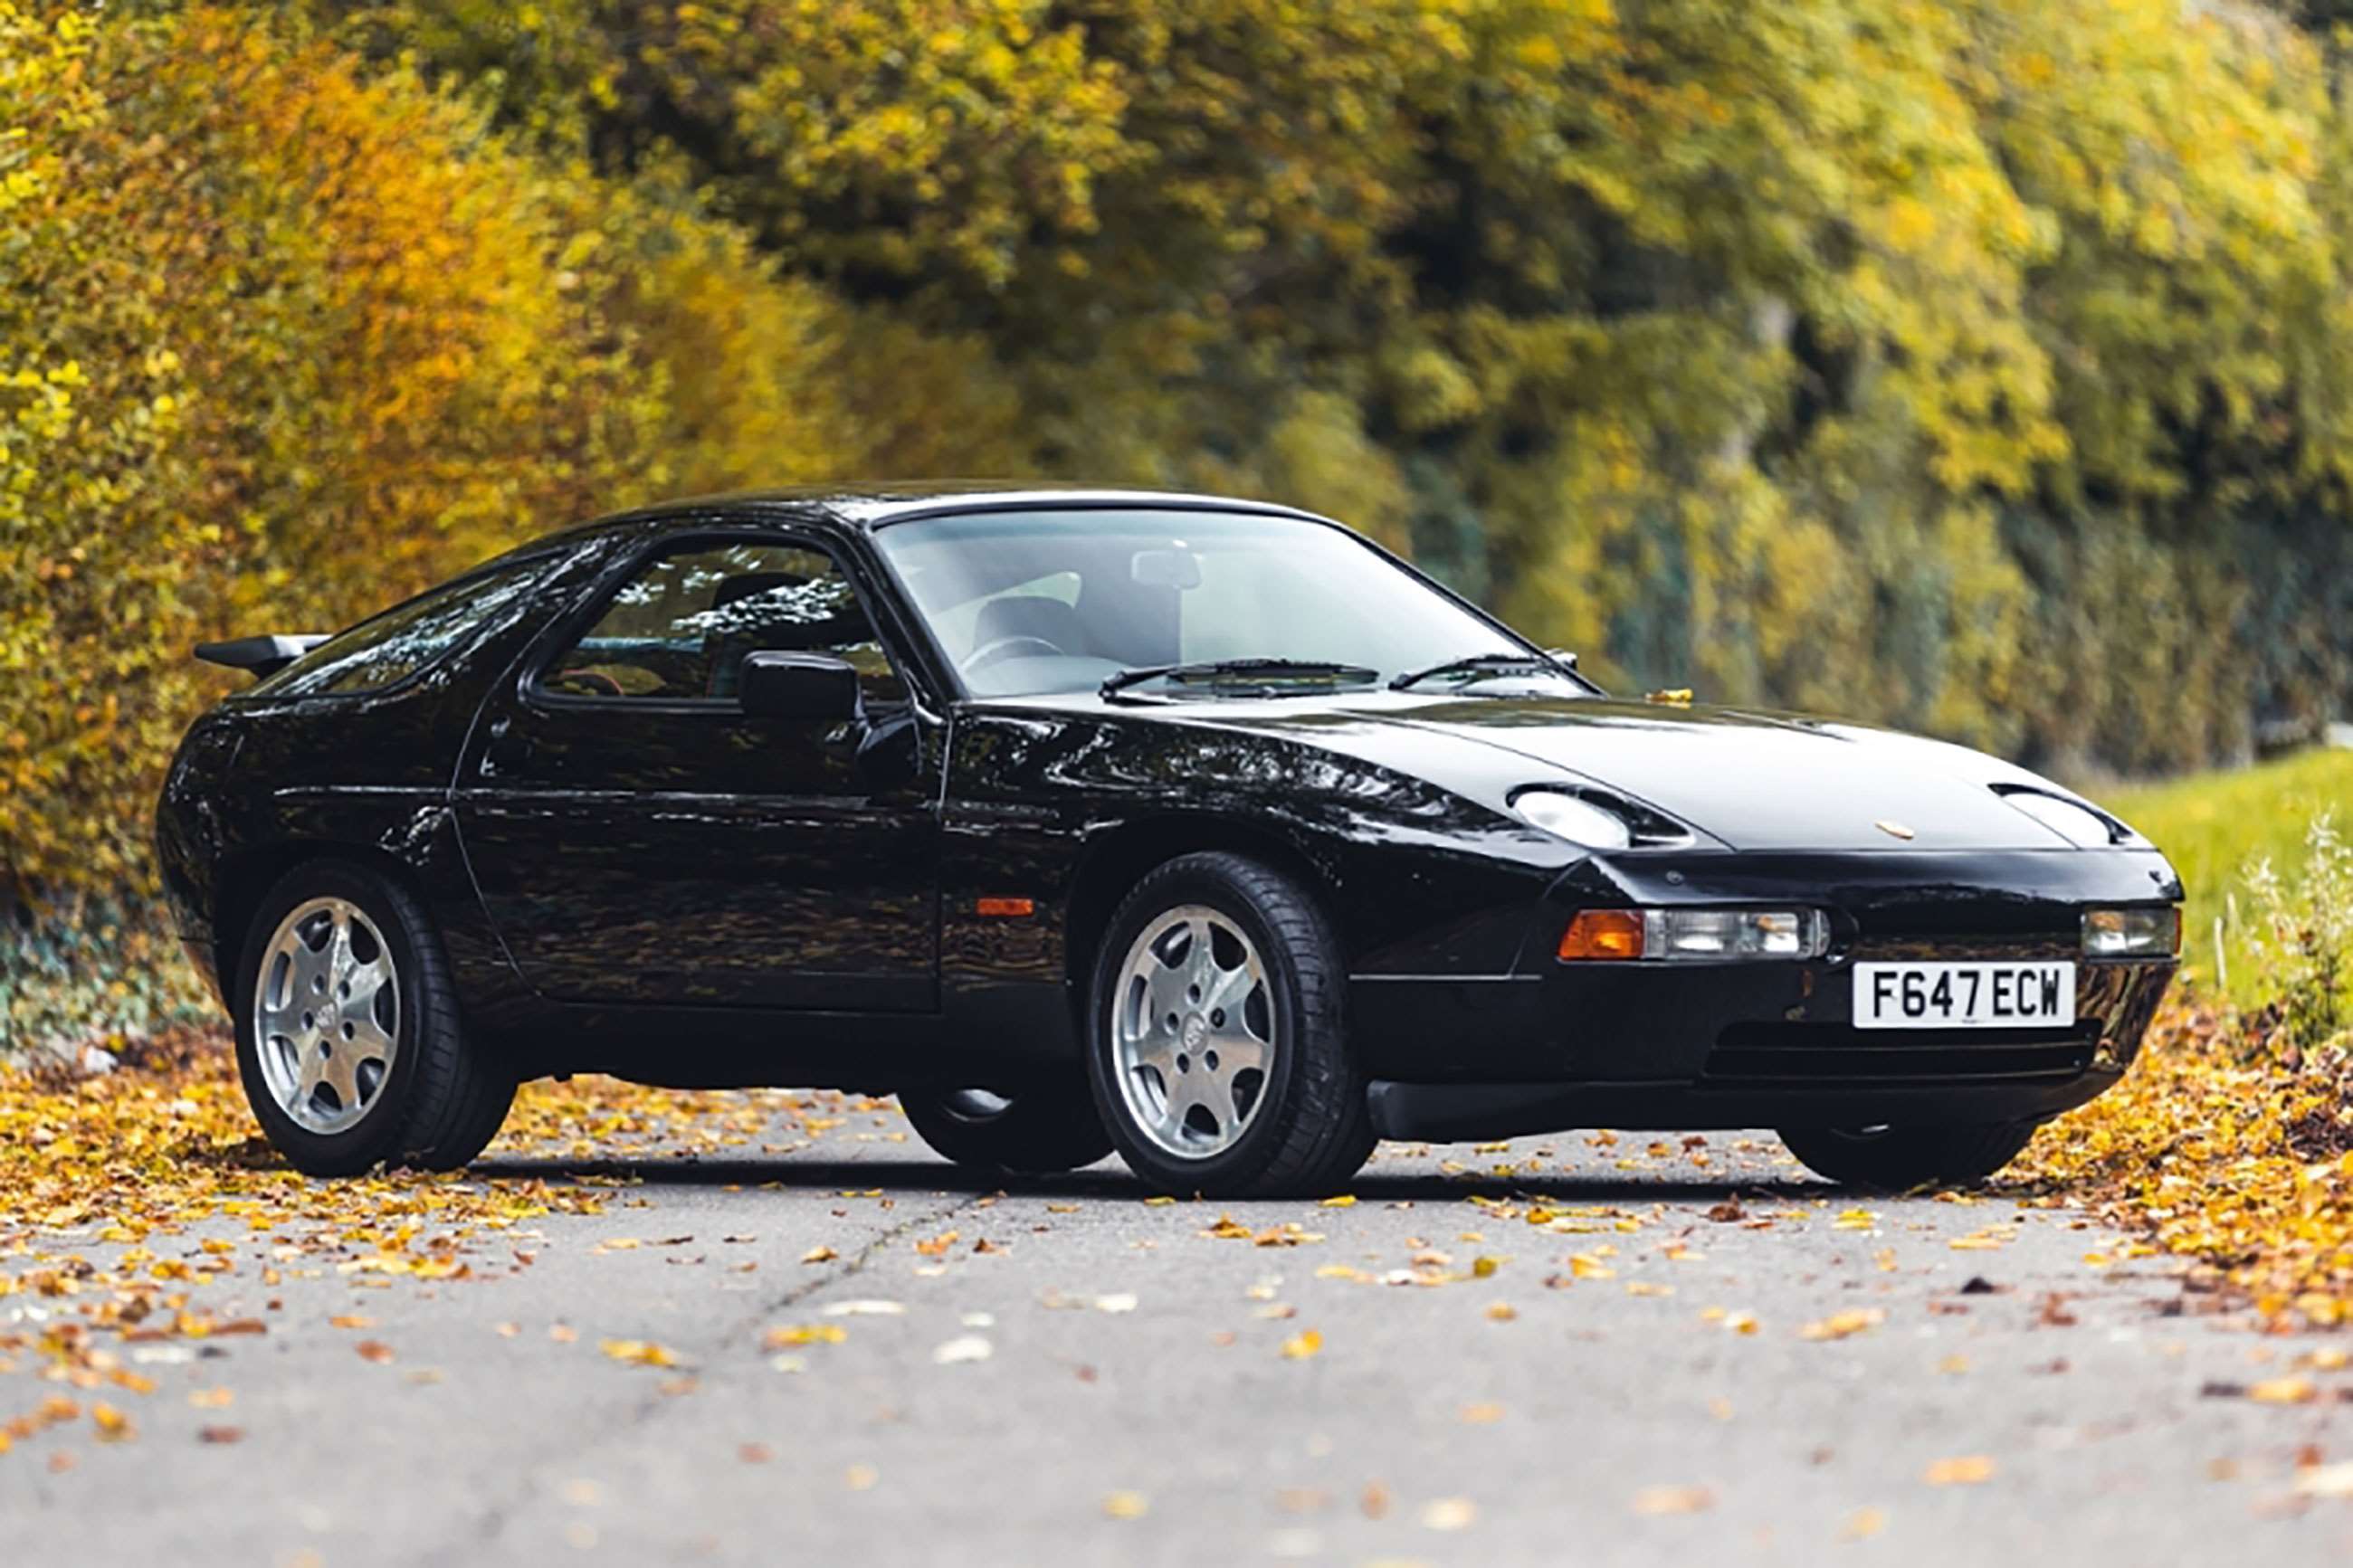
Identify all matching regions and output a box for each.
[6,0,2353,952]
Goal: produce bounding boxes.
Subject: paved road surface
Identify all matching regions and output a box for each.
[5,1100,2348,1565]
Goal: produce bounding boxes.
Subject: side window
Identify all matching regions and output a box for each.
[257,551,560,698]
[539,539,906,705]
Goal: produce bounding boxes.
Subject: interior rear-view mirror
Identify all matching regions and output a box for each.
[1130,548,1204,590]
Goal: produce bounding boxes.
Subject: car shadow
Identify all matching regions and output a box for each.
[466,1153,1827,1206]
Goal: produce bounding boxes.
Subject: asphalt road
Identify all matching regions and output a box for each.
[5,1099,2349,1565]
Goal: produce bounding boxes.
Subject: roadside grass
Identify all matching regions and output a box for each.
[2103,746,2353,1006]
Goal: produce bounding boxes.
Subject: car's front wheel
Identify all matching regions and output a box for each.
[1778,1121,2036,1190]
[232,860,515,1176]
[899,1083,1112,1174]
[1085,851,1376,1198]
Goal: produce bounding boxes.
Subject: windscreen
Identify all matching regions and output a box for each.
[872,508,1558,699]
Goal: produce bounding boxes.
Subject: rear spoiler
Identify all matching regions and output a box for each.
[194,634,328,679]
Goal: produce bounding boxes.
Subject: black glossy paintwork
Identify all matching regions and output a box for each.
[156,484,2183,1136]
[458,687,939,1012]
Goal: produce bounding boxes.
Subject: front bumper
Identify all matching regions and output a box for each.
[1349,845,2181,1142]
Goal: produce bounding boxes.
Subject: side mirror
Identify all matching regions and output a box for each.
[738,651,862,722]
[1544,648,1579,670]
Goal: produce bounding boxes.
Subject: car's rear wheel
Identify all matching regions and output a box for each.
[232,860,515,1177]
[1777,1120,2036,1190]
[1085,851,1375,1198]
[898,1083,1111,1174]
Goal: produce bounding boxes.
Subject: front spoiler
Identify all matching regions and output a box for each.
[1366,1065,2125,1144]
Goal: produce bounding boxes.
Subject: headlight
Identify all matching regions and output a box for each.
[2082,907,2178,957]
[2005,791,2116,848]
[1558,908,1830,962]
[1513,789,1633,850]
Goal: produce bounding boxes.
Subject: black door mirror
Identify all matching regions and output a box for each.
[738,651,862,721]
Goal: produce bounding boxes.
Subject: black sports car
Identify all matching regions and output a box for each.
[157,484,2181,1196]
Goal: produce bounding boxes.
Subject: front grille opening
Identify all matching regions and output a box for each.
[1704,1022,2098,1085]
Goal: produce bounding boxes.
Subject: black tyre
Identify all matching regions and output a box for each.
[899,1083,1112,1174]
[230,859,515,1177]
[1084,851,1375,1198]
[1778,1121,2036,1190]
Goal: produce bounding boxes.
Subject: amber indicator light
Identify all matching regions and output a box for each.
[976,897,1035,918]
[1558,909,1644,961]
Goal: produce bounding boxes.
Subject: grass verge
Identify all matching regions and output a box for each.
[2103,746,2353,1008]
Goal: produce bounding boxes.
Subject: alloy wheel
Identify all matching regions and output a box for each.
[252,897,399,1135]
[1110,904,1276,1159]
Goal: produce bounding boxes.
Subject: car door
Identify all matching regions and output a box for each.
[454,526,940,1012]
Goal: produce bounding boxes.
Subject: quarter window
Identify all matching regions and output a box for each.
[540,539,905,705]
[256,550,560,698]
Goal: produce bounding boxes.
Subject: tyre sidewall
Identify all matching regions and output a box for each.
[1083,858,1331,1194]
[899,1082,1110,1174]
[231,860,428,1175]
[1779,1121,2034,1189]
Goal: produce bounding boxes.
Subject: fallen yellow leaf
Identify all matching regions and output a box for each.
[1800,1308,1885,1342]
[2249,1376,2317,1404]
[762,1324,847,1349]
[1922,1455,1995,1486]
[1841,1506,1888,1540]
[1419,1497,1478,1530]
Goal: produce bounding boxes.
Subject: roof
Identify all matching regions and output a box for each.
[586,481,1328,534]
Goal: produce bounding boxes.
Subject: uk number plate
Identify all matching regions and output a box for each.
[1852,962,2075,1030]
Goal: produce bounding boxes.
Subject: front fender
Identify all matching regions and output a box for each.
[943,706,1582,980]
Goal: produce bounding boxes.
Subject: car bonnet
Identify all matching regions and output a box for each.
[1105,691,2097,853]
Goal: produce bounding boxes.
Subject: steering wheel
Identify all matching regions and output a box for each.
[961,634,1063,677]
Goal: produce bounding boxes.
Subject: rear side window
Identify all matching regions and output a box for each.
[255,551,561,699]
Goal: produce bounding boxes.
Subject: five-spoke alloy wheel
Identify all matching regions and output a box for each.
[1110,905,1275,1159]
[1085,851,1375,1198]
[252,898,401,1135]
[233,860,516,1177]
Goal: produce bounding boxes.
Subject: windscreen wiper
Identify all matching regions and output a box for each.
[1099,658,1382,701]
[1389,651,1568,691]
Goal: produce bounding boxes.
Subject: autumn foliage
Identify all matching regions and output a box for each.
[7,1,2353,1045]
